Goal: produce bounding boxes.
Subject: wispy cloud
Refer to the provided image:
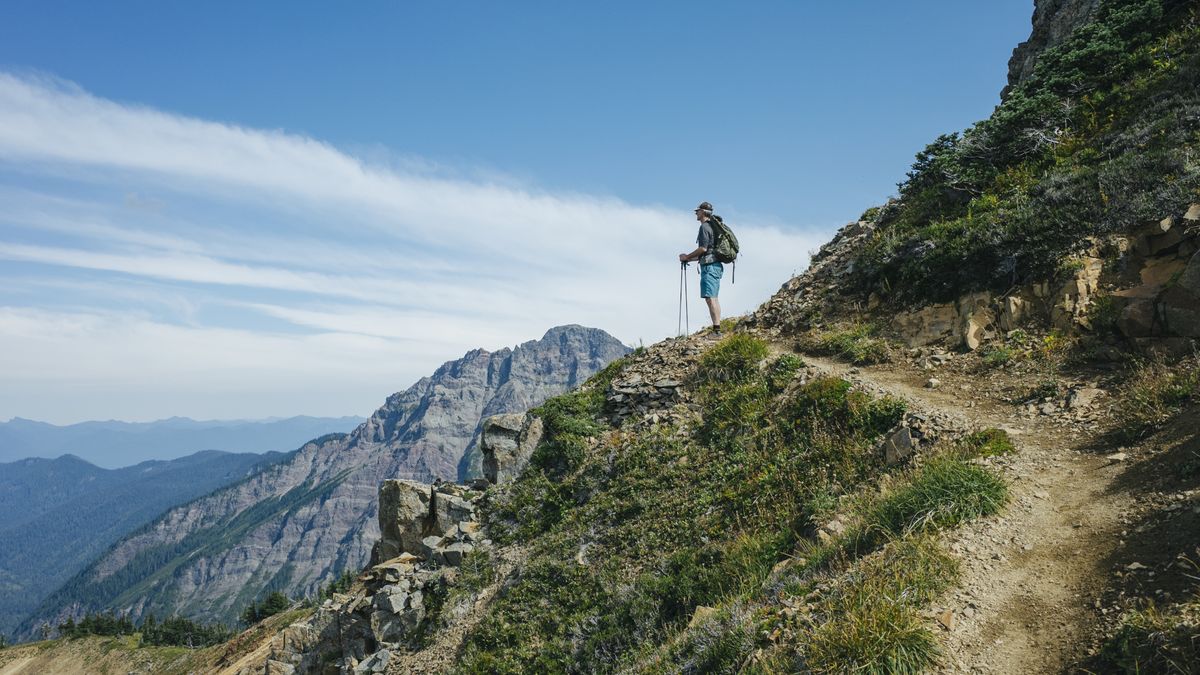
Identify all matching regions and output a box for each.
[0,72,830,423]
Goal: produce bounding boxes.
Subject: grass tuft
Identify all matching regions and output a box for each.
[1116,356,1200,441]
[1092,602,1200,674]
[698,334,771,384]
[805,538,956,674]
[956,428,1017,458]
[862,457,1008,541]
[797,324,893,365]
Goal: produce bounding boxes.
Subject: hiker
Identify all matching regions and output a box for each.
[679,201,724,336]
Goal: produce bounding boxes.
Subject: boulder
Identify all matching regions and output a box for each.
[1185,203,1200,221]
[1132,337,1198,359]
[962,308,995,351]
[431,489,476,534]
[376,585,412,615]
[1160,286,1200,337]
[481,413,544,485]
[440,542,475,566]
[956,293,995,350]
[1117,298,1160,338]
[421,535,445,560]
[1146,228,1185,256]
[355,649,391,674]
[879,426,916,465]
[266,660,297,675]
[377,480,433,561]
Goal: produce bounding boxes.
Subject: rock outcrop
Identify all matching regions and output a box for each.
[23,325,629,634]
[479,413,543,485]
[1004,0,1102,97]
[1109,206,1200,354]
[752,201,1200,357]
[258,478,490,674]
[375,480,483,566]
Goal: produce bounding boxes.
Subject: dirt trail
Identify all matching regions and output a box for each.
[796,352,1131,674]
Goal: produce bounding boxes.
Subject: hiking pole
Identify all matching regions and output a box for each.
[681,261,691,335]
[678,262,685,336]
[686,261,696,331]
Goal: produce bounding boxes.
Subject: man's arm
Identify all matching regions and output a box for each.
[679,246,706,263]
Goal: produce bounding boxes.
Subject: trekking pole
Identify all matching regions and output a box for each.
[678,262,685,336]
[681,263,691,336]
[686,261,696,331]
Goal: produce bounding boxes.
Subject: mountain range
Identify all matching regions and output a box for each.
[16,324,628,636]
[0,415,365,468]
[0,450,286,638]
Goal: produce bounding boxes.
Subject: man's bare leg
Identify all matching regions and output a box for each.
[705,297,721,329]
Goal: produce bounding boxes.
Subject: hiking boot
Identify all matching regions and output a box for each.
[705,327,723,340]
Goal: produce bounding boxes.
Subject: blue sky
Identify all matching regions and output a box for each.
[0,2,1033,424]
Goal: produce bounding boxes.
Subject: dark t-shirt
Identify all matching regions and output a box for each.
[696,221,716,264]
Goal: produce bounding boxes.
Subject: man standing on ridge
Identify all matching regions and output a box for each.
[679,201,723,337]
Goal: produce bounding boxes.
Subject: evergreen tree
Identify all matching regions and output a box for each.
[260,592,290,618]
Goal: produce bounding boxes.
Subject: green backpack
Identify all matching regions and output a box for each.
[710,215,740,264]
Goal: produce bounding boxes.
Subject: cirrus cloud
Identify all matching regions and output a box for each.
[0,72,831,424]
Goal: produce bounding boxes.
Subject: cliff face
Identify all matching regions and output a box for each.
[1004,0,1101,97]
[21,325,628,633]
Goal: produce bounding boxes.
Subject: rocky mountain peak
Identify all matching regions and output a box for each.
[1004,0,1101,97]
[21,325,629,633]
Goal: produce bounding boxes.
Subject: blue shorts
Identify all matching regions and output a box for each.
[700,263,723,298]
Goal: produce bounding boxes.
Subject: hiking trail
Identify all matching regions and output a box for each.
[790,349,1133,674]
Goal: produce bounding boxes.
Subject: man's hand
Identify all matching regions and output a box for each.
[678,253,689,263]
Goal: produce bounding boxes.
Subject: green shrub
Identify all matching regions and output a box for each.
[855,0,1200,306]
[464,352,916,670]
[448,549,496,607]
[649,605,757,675]
[981,345,1015,367]
[1087,294,1121,333]
[766,353,805,393]
[528,389,605,477]
[239,592,290,626]
[317,570,356,601]
[781,378,905,440]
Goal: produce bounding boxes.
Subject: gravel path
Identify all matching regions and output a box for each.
[796,352,1132,674]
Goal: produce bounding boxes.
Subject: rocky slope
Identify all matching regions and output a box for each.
[17,325,628,636]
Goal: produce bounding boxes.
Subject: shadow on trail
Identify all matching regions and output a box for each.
[1072,405,1200,673]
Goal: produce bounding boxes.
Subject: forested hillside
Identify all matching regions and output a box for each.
[0,450,284,639]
